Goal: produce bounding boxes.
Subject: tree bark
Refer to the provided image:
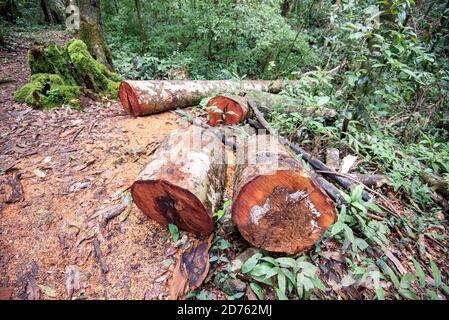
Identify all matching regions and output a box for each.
[41,0,53,24]
[281,0,295,18]
[119,80,300,117]
[134,0,148,54]
[231,135,337,254]
[131,125,227,235]
[0,0,18,23]
[78,0,113,69]
[206,91,337,126]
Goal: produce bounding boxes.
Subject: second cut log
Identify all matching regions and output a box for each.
[231,135,337,254]
[131,125,227,235]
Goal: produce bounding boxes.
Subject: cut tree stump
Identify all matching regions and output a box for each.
[206,91,337,126]
[131,125,227,235]
[207,95,251,126]
[231,135,337,254]
[119,80,298,117]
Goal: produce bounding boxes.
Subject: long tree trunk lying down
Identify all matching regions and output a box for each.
[206,91,337,126]
[131,125,227,235]
[119,80,299,117]
[231,135,337,254]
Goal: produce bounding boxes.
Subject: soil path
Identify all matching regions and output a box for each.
[0,30,186,300]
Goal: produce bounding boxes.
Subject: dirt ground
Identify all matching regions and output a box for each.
[0,31,203,300]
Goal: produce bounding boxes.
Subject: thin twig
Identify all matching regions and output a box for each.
[92,239,109,274]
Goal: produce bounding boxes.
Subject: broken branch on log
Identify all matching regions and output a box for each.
[119,80,299,117]
[131,125,227,235]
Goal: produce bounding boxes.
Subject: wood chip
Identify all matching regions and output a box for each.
[0,287,14,300]
[33,169,46,178]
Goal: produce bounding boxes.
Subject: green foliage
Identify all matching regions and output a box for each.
[104,0,315,79]
[168,224,179,243]
[241,253,325,300]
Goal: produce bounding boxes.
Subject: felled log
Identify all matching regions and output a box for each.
[206,91,337,126]
[247,100,372,202]
[231,135,337,254]
[131,125,227,235]
[119,80,298,117]
[188,116,349,207]
[207,95,251,126]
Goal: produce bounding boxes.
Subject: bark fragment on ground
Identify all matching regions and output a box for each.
[170,235,213,299]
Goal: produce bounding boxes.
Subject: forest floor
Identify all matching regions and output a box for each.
[0,29,195,300]
[0,29,447,300]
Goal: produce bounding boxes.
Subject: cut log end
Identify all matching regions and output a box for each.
[119,81,140,117]
[232,170,336,254]
[131,179,214,235]
[207,96,247,126]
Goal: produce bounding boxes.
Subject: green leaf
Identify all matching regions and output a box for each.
[399,289,419,300]
[350,185,364,202]
[275,287,288,300]
[275,257,297,269]
[311,276,326,291]
[280,268,297,286]
[251,274,276,286]
[340,274,356,287]
[331,222,345,236]
[411,258,426,287]
[241,253,262,274]
[260,256,279,266]
[250,262,273,277]
[168,224,179,242]
[316,96,330,106]
[249,283,265,300]
[430,260,442,287]
[400,273,415,290]
[277,273,286,296]
[425,289,441,300]
[296,273,304,298]
[38,285,56,298]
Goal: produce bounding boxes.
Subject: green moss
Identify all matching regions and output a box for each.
[14,73,80,110]
[28,44,79,86]
[67,39,120,98]
[16,39,121,110]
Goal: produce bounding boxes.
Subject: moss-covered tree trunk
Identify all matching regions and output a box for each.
[78,0,114,70]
